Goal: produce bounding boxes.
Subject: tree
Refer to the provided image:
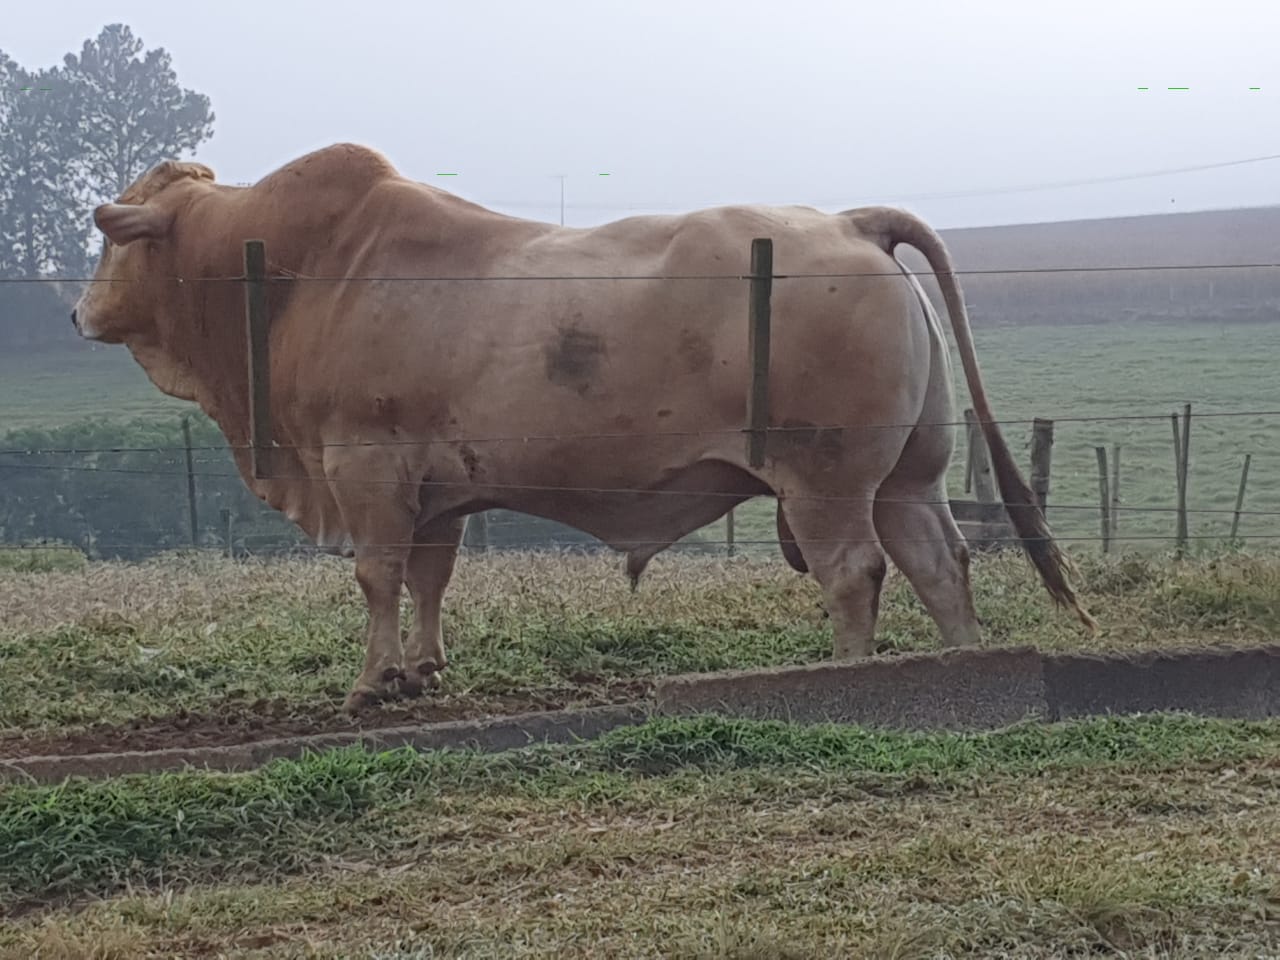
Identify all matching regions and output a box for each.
[60,24,215,201]
[0,25,215,350]
[0,63,88,280]
[0,54,86,348]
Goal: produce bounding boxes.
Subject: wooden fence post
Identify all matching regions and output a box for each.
[181,416,199,547]
[1174,403,1191,558]
[1095,446,1111,553]
[963,408,997,502]
[1109,443,1121,543]
[1230,454,1251,541]
[1029,418,1054,515]
[745,238,773,468]
[726,508,736,557]
[220,508,234,559]
[243,239,273,480]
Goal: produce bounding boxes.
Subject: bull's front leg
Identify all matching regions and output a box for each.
[346,545,412,712]
[324,448,420,713]
[399,515,466,697]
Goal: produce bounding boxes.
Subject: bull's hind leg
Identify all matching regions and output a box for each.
[399,515,466,697]
[874,479,982,648]
[779,492,888,659]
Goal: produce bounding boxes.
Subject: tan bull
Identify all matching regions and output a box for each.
[73,143,1095,712]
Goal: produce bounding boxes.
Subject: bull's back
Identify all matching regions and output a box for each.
[297,195,925,449]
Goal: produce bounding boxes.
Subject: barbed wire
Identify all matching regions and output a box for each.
[8,260,1280,284]
[0,456,1273,519]
[2,406,1277,457]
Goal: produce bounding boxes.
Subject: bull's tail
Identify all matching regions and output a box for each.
[843,206,1097,632]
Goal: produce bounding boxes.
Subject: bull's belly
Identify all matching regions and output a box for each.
[458,456,770,549]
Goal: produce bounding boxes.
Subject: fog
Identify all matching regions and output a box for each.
[6,0,1279,228]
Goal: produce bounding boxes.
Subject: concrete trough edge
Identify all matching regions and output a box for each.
[654,642,1280,731]
[0,703,652,786]
[2,643,1277,786]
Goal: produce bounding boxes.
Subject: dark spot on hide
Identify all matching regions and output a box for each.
[373,394,398,423]
[678,328,714,375]
[656,408,673,419]
[545,322,606,396]
[828,285,838,293]
[459,443,482,480]
[776,418,845,465]
[612,414,636,432]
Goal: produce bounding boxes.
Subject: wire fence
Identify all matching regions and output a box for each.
[5,247,1280,562]
[3,407,1280,458]
[1,405,1274,561]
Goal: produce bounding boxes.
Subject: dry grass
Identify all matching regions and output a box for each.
[1,731,1277,958]
[1,548,1279,737]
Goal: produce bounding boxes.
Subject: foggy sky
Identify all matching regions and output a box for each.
[6,0,1280,230]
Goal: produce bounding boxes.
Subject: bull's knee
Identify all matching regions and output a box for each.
[355,554,404,600]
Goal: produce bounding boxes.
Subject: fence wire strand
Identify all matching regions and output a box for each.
[8,532,1280,554]
[8,258,1280,285]
[0,456,1276,520]
[2,407,1278,458]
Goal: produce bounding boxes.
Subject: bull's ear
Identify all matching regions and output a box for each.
[93,203,172,246]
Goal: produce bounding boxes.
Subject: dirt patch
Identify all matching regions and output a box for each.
[0,680,651,761]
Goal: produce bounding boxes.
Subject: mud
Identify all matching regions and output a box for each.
[0,680,651,761]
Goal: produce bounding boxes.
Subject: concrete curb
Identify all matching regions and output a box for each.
[655,646,1049,731]
[654,643,1280,730]
[0,704,652,786]
[1043,644,1280,721]
[2,644,1276,786]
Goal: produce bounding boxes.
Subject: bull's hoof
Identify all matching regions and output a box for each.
[343,688,386,714]
[399,660,446,699]
[343,667,408,713]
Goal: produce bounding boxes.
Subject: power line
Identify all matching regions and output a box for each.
[463,152,1280,211]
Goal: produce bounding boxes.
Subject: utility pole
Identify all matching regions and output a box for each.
[555,174,566,225]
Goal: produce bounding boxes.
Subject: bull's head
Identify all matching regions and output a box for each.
[72,160,217,345]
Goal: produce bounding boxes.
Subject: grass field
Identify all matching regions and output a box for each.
[1,713,1278,956]
[4,320,1279,554]
[0,346,188,431]
[2,547,1279,954]
[2,549,1278,750]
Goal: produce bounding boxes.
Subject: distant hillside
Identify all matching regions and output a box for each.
[912,205,1280,326]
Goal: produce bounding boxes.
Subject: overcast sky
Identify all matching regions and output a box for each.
[6,0,1280,229]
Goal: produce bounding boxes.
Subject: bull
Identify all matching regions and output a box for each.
[72,143,1094,712]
